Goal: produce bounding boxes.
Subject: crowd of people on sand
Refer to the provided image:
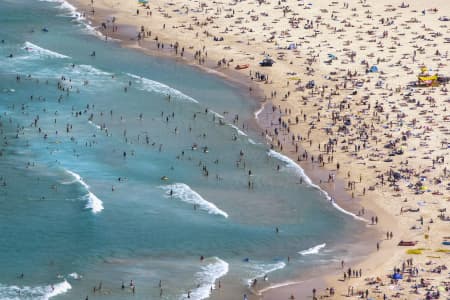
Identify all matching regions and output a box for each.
[123,1,450,298]
[17,0,450,298]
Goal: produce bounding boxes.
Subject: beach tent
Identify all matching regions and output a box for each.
[392,273,403,280]
[259,55,275,67]
[287,43,297,50]
[306,80,315,88]
[369,65,378,73]
[392,172,401,180]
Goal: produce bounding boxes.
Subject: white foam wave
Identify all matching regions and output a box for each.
[64,169,89,189]
[82,23,103,38]
[180,257,228,300]
[229,124,248,136]
[127,73,198,103]
[268,150,313,185]
[330,199,366,222]
[298,243,326,255]
[88,120,101,130]
[257,281,302,294]
[69,64,113,77]
[23,42,70,59]
[248,138,260,145]
[0,280,71,300]
[210,110,224,119]
[65,169,104,214]
[68,272,82,280]
[267,150,367,222]
[246,261,286,286]
[254,104,265,119]
[84,192,104,214]
[40,0,119,41]
[39,0,84,20]
[160,183,228,218]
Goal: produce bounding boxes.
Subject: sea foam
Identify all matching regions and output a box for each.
[68,64,113,77]
[245,261,286,286]
[64,169,104,214]
[267,150,367,222]
[298,243,326,255]
[160,183,228,218]
[127,73,199,103]
[254,104,265,119]
[39,0,84,21]
[330,200,367,222]
[179,257,228,300]
[23,42,70,59]
[84,192,104,214]
[0,280,71,300]
[268,150,313,185]
[229,124,248,136]
[39,0,118,41]
[68,272,82,280]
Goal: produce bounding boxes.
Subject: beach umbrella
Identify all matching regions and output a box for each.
[138,0,148,3]
[392,273,403,280]
[369,65,378,72]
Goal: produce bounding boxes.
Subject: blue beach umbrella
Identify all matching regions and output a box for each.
[369,65,378,73]
[392,273,403,280]
[328,53,337,60]
[288,43,296,50]
[138,0,148,3]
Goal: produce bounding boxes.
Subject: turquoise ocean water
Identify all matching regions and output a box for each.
[0,1,367,299]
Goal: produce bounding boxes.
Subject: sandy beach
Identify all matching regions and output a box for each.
[67,0,450,298]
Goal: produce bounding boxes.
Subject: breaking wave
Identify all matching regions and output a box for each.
[298,243,326,255]
[267,150,367,222]
[179,257,228,300]
[22,41,70,59]
[64,169,104,214]
[127,73,198,103]
[0,280,71,300]
[160,183,228,218]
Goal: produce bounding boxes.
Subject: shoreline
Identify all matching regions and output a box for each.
[61,0,450,299]
[66,0,377,231]
[64,0,386,297]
